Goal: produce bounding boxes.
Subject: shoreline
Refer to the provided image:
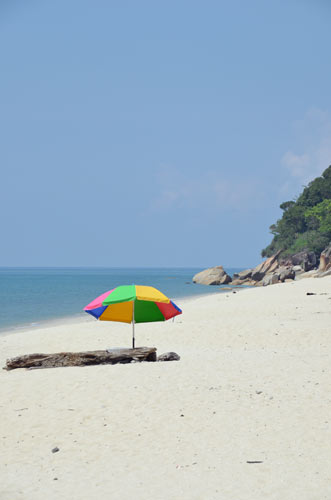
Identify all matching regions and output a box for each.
[0,285,244,337]
[0,274,324,340]
[1,276,331,500]
[0,267,246,335]
[0,292,218,339]
[0,312,89,338]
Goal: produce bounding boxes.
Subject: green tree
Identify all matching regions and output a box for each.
[262,165,331,258]
[305,199,331,236]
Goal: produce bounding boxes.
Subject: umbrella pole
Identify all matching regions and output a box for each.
[132,300,135,349]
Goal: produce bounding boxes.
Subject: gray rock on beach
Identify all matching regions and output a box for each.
[192,244,330,289]
[251,253,280,281]
[318,268,331,277]
[282,250,317,272]
[232,268,253,281]
[293,265,304,275]
[277,266,295,282]
[262,273,279,286]
[319,244,331,273]
[192,266,232,285]
[158,352,180,362]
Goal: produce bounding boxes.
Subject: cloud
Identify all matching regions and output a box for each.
[281,108,331,193]
[281,152,310,178]
[150,164,264,215]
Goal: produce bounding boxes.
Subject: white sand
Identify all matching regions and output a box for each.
[1,276,331,500]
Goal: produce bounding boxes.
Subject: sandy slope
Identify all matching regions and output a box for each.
[0,276,330,500]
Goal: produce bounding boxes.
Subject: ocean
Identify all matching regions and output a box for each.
[0,267,243,332]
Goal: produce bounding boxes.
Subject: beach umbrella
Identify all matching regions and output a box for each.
[84,285,182,348]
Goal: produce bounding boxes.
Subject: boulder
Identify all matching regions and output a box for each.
[251,270,264,282]
[319,244,331,272]
[158,352,180,362]
[277,266,295,282]
[192,266,232,285]
[262,273,279,286]
[318,268,331,278]
[232,268,253,281]
[231,279,244,286]
[295,270,318,280]
[233,278,257,286]
[251,252,280,281]
[241,279,260,286]
[284,250,317,271]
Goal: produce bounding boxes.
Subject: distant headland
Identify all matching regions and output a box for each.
[194,165,331,287]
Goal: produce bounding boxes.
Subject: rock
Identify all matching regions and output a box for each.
[192,266,232,285]
[250,248,329,287]
[52,447,60,453]
[158,352,180,362]
[295,270,318,280]
[240,279,258,286]
[232,268,253,281]
[284,250,317,271]
[243,251,314,287]
[251,252,280,281]
[292,265,304,277]
[319,244,331,272]
[277,266,295,282]
[231,279,243,286]
[262,273,279,286]
[317,268,331,278]
[251,270,264,282]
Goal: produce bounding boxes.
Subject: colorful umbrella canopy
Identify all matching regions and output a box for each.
[84,285,182,348]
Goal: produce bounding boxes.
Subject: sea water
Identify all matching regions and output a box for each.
[0,267,243,332]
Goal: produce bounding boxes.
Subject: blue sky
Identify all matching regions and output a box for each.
[1,0,330,268]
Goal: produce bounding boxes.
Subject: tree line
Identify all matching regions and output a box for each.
[262,165,331,258]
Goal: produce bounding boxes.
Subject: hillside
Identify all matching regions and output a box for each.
[262,165,331,258]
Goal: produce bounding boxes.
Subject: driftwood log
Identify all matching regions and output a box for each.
[4,347,157,371]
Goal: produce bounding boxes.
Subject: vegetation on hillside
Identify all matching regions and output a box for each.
[262,165,331,258]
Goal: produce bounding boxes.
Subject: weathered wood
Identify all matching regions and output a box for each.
[4,347,157,370]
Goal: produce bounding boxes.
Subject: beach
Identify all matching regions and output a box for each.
[1,276,331,500]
